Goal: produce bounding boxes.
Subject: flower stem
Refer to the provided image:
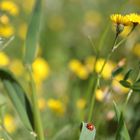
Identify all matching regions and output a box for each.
[27,65,45,140]
[87,34,118,122]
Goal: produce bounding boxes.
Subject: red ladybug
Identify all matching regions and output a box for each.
[86,123,94,131]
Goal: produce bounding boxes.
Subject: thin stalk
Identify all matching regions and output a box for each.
[87,33,118,122]
[88,36,98,55]
[27,65,45,140]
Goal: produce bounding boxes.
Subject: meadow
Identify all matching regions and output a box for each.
[0,0,140,140]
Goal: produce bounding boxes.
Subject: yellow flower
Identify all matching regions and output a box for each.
[4,114,16,133]
[38,98,47,111]
[47,99,65,116]
[10,59,24,76]
[69,59,89,80]
[0,1,19,16]
[0,15,9,25]
[110,14,130,26]
[69,59,82,72]
[0,25,14,37]
[0,52,9,66]
[95,58,115,79]
[85,56,95,73]
[96,89,105,102]
[32,57,50,84]
[126,13,140,24]
[76,98,86,110]
[132,43,140,57]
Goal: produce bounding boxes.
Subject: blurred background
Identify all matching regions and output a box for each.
[0,0,140,139]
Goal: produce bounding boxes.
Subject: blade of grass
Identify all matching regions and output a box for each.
[24,0,42,64]
[0,69,34,133]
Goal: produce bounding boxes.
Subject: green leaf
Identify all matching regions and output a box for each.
[119,80,131,88]
[113,101,130,140]
[112,67,123,77]
[116,113,130,140]
[0,69,33,131]
[123,69,132,81]
[24,0,42,64]
[131,81,140,92]
[79,122,96,140]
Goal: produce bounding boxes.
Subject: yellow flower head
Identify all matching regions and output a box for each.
[32,57,50,84]
[126,13,140,24]
[0,15,9,25]
[110,14,130,26]
[0,25,14,37]
[0,1,19,16]
[95,58,115,79]
[96,89,105,102]
[0,52,9,66]
[47,99,65,116]
[76,98,86,110]
[69,59,89,80]
[4,114,17,133]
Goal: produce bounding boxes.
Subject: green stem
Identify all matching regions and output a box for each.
[87,75,99,122]
[87,34,118,122]
[27,65,45,140]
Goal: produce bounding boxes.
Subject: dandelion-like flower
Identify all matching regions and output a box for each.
[126,13,140,24]
[110,14,130,26]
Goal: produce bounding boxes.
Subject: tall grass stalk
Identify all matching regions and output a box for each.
[27,65,45,140]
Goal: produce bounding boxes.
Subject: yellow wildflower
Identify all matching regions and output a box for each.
[95,58,115,79]
[38,98,47,111]
[132,43,140,57]
[96,89,105,101]
[110,14,130,26]
[0,25,14,37]
[0,15,9,25]
[0,1,19,16]
[32,57,50,84]
[69,59,82,73]
[47,99,65,116]
[69,59,89,80]
[4,114,16,133]
[10,59,24,76]
[0,52,9,66]
[126,13,140,24]
[76,98,86,110]
[85,56,95,73]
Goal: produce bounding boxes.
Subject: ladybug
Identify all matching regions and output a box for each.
[86,123,94,131]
